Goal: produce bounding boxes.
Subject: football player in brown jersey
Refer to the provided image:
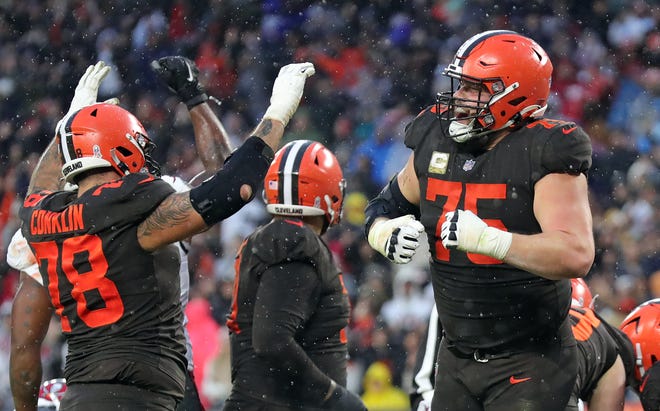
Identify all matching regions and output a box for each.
[365,30,594,411]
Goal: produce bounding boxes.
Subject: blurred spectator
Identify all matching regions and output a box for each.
[185,278,223,410]
[201,329,231,410]
[0,2,658,409]
[379,265,433,334]
[360,361,410,411]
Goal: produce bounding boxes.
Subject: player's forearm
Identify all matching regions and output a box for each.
[27,137,63,195]
[252,267,334,404]
[250,118,285,152]
[140,136,274,250]
[190,103,232,172]
[587,356,626,411]
[138,191,208,251]
[10,347,42,411]
[504,231,594,280]
[253,330,333,402]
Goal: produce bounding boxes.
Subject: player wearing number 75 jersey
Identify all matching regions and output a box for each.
[364,30,594,411]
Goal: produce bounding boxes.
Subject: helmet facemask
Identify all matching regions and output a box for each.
[320,178,346,234]
[436,30,553,148]
[438,74,520,144]
[136,132,161,177]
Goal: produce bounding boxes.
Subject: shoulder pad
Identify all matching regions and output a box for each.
[534,120,592,175]
[405,105,438,149]
[252,219,321,266]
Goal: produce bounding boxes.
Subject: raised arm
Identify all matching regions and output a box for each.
[27,138,63,195]
[151,56,232,173]
[258,62,315,152]
[28,61,114,195]
[137,63,315,251]
[190,103,232,170]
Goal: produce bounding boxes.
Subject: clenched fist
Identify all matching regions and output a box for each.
[263,62,315,127]
[441,209,512,260]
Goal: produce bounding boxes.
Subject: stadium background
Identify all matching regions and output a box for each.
[0,1,657,409]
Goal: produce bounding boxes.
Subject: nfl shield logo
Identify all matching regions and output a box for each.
[463,159,475,171]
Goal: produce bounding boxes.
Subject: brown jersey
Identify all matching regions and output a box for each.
[226,218,350,408]
[570,306,636,402]
[405,106,592,351]
[19,173,186,398]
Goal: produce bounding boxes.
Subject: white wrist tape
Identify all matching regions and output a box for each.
[475,226,512,260]
[441,210,512,260]
[367,220,386,256]
[7,229,42,285]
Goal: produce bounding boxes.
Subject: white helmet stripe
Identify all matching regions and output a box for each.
[58,110,79,164]
[281,140,309,205]
[453,30,517,67]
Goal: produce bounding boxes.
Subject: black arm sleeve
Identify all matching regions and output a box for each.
[252,261,332,402]
[364,175,420,237]
[189,136,274,226]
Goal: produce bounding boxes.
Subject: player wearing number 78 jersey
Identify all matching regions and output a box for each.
[364,30,594,411]
[17,59,315,410]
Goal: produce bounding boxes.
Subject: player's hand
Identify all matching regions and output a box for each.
[368,215,424,264]
[263,62,315,127]
[6,229,39,277]
[441,209,512,260]
[57,61,117,136]
[67,61,112,114]
[151,56,208,109]
[323,382,367,411]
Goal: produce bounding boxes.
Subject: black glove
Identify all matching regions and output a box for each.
[323,383,367,411]
[151,56,208,109]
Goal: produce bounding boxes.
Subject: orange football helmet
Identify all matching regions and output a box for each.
[437,30,553,143]
[58,103,158,183]
[264,140,345,229]
[620,298,660,382]
[570,278,594,308]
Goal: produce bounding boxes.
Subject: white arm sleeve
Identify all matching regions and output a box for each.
[7,229,43,285]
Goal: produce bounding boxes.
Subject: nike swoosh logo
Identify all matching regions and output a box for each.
[562,126,577,134]
[185,62,194,82]
[509,376,532,385]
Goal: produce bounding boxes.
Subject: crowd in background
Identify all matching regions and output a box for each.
[0,1,658,410]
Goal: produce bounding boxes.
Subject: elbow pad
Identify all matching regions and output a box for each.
[189,137,274,226]
[364,176,420,237]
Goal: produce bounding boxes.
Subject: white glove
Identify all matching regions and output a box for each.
[67,61,113,114]
[417,399,431,411]
[368,215,425,264]
[440,210,512,260]
[263,62,315,126]
[7,229,42,284]
[57,61,118,135]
